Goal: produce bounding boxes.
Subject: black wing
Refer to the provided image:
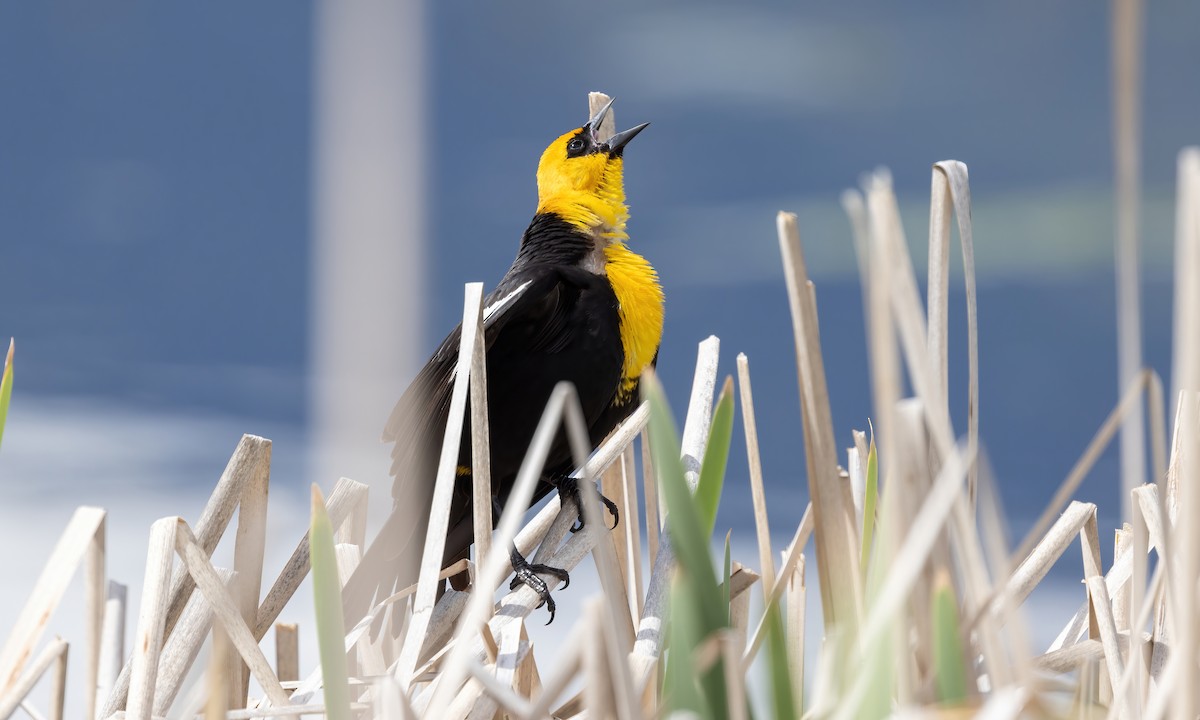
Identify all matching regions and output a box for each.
[382,267,576,500]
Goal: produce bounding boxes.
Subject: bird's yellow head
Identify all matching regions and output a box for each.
[535,99,649,240]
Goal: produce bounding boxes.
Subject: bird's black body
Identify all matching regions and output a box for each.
[384,214,642,583]
[368,101,660,622]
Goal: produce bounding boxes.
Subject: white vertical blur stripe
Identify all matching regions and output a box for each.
[311,0,425,510]
[1112,0,1145,519]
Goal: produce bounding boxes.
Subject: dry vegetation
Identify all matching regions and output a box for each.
[0,145,1197,719]
[3,13,1200,717]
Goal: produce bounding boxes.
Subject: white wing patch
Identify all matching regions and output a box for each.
[445,280,533,386]
[483,280,531,321]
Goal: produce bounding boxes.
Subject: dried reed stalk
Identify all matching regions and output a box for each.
[395,282,486,690]
[97,582,126,719]
[736,353,775,593]
[275,624,299,688]
[777,210,862,632]
[126,518,178,720]
[152,568,237,716]
[102,435,274,718]
[468,279,493,567]
[929,161,980,504]
[1171,148,1200,417]
[0,636,68,720]
[619,446,645,621]
[0,506,105,697]
[230,440,270,708]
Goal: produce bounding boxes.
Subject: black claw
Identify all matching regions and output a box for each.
[509,544,570,623]
[556,477,620,533]
[600,493,620,530]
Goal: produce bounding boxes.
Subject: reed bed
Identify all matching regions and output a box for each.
[3,74,1200,719]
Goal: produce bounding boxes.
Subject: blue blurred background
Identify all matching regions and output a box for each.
[1,1,1197,603]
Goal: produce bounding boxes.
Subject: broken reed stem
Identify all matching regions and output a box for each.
[777,210,862,632]
[0,636,68,720]
[742,503,813,671]
[153,567,237,716]
[1171,148,1200,418]
[97,581,126,715]
[102,435,275,718]
[787,554,806,713]
[84,516,105,720]
[126,517,178,720]
[271,478,369,635]
[172,523,293,713]
[0,506,105,697]
[602,456,634,625]
[1172,391,1200,720]
[275,623,299,687]
[230,438,270,709]
[395,282,485,690]
[931,161,980,506]
[620,446,645,620]
[469,284,493,567]
[49,640,67,720]
[641,427,661,564]
[1087,577,1131,718]
[1010,370,1153,575]
[927,168,952,408]
[207,625,230,720]
[737,353,775,593]
[168,435,272,639]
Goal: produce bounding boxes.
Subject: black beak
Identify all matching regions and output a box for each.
[603,122,650,157]
[584,97,615,138]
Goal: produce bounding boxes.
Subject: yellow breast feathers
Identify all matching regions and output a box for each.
[604,242,664,403]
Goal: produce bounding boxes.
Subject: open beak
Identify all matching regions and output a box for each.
[603,122,650,157]
[584,98,649,156]
[584,97,615,139]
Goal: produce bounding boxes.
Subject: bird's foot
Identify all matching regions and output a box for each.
[554,476,620,533]
[509,544,570,624]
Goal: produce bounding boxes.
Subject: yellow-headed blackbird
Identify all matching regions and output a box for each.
[382,99,663,621]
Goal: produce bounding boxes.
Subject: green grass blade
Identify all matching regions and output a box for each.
[859,626,893,720]
[310,484,351,720]
[665,579,707,716]
[696,375,735,536]
[859,434,878,572]
[858,471,894,720]
[0,339,13,451]
[643,375,723,622]
[932,570,969,704]
[645,373,729,717]
[764,600,797,720]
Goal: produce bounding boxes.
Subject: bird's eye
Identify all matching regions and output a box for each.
[567,137,585,153]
